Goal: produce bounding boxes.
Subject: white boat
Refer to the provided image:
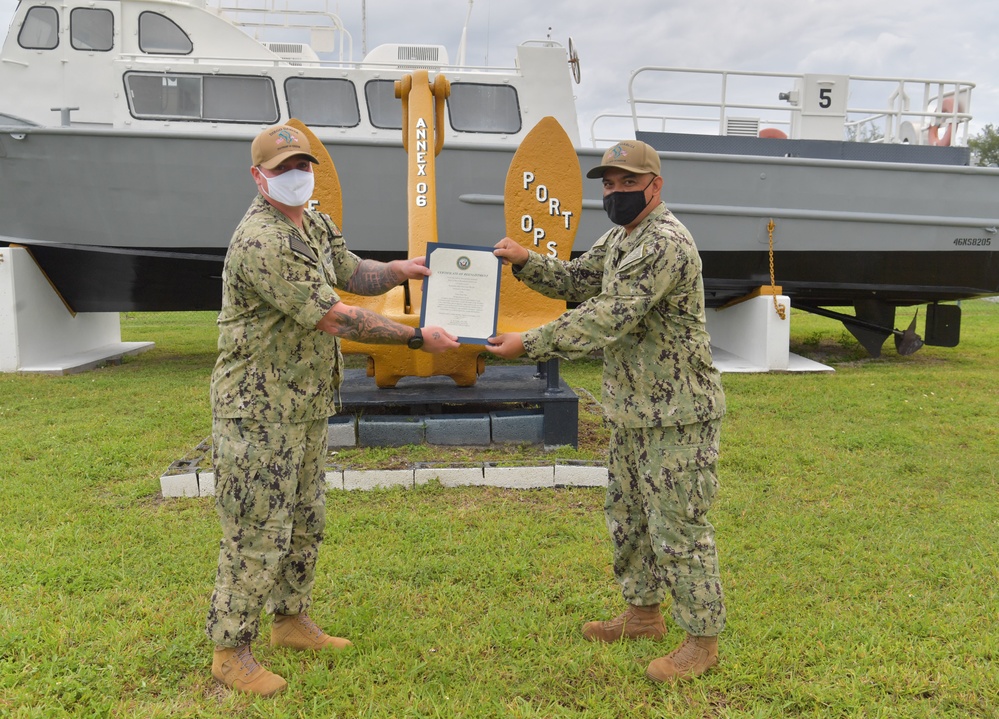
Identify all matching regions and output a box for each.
[2,0,998,354]
[0,0,583,311]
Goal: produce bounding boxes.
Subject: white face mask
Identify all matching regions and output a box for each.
[259,168,315,207]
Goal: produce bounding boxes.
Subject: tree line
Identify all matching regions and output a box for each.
[969,124,999,166]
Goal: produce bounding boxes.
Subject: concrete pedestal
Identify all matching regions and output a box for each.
[337,364,579,448]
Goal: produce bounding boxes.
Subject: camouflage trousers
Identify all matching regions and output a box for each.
[206,416,328,648]
[605,420,726,636]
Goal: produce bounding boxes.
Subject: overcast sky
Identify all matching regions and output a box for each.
[3,0,998,142]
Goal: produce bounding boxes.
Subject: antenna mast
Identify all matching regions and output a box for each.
[456,0,474,66]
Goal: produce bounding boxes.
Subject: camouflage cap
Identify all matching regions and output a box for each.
[586,140,661,178]
[251,124,320,169]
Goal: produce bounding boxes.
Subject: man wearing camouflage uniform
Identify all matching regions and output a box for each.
[208,124,458,697]
[489,140,727,682]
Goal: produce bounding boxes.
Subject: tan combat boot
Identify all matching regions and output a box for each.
[212,644,287,697]
[582,603,666,642]
[646,633,718,682]
[271,612,353,651]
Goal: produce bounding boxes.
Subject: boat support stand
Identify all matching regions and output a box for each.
[0,246,153,374]
[707,286,832,373]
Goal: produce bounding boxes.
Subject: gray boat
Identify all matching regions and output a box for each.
[2,0,997,354]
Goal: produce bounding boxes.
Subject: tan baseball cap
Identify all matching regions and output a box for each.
[586,140,661,178]
[251,124,320,169]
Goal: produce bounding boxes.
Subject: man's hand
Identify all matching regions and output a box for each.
[392,256,432,282]
[420,325,461,353]
[486,332,526,359]
[493,238,530,267]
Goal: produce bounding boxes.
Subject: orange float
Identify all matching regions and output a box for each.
[928,96,961,147]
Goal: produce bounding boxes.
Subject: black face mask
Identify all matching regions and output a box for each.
[602,177,656,226]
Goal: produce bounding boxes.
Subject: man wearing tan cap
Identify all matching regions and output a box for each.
[489,140,727,683]
[207,124,459,697]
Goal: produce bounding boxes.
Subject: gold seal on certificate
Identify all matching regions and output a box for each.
[420,242,502,343]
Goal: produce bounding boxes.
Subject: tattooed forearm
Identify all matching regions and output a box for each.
[327,305,411,344]
[343,259,403,296]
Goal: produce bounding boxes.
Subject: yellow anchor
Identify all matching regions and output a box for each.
[289,84,581,387]
[497,115,581,334]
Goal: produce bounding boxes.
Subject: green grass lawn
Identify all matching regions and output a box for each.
[0,302,996,718]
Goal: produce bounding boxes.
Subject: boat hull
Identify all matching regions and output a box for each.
[2,127,997,312]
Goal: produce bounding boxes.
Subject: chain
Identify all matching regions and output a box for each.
[767,218,787,320]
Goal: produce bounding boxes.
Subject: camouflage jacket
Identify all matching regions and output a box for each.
[517,203,725,428]
[210,195,361,422]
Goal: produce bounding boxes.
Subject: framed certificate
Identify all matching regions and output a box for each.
[420,242,502,344]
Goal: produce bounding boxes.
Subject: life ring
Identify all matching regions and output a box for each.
[759,127,788,139]
[928,96,960,147]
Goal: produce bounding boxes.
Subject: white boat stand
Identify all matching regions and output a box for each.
[706,286,832,373]
[0,246,153,374]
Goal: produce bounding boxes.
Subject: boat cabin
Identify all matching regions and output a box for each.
[1,0,580,145]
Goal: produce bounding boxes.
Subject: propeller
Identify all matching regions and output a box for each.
[894,310,924,356]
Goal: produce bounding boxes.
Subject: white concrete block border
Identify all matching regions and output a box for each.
[555,464,608,487]
[161,462,606,498]
[343,468,414,491]
[160,471,199,498]
[414,466,484,487]
[482,465,554,489]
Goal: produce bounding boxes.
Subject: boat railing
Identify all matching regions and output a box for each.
[114,50,519,77]
[130,0,525,76]
[519,39,567,49]
[208,0,353,61]
[205,0,530,73]
[590,113,674,148]
[589,66,975,148]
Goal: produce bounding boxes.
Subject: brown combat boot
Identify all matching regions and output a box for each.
[582,603,666,642]
[646,633,718,682]
[271,612,353,651]
[211,644,287,697]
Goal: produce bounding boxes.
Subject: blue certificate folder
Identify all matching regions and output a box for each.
[420,242,502,344]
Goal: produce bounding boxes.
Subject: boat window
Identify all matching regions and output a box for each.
[204,76,278,122]
[127,74,202,119]
[138,11,193,55]
[125,73,278,123]
[18,6,59,50]
[70,8,114,52]
[448,83,521,134]
[286,78,360,127]
[365,80,403,130]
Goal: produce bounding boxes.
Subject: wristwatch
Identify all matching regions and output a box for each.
[407,327,424,350]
